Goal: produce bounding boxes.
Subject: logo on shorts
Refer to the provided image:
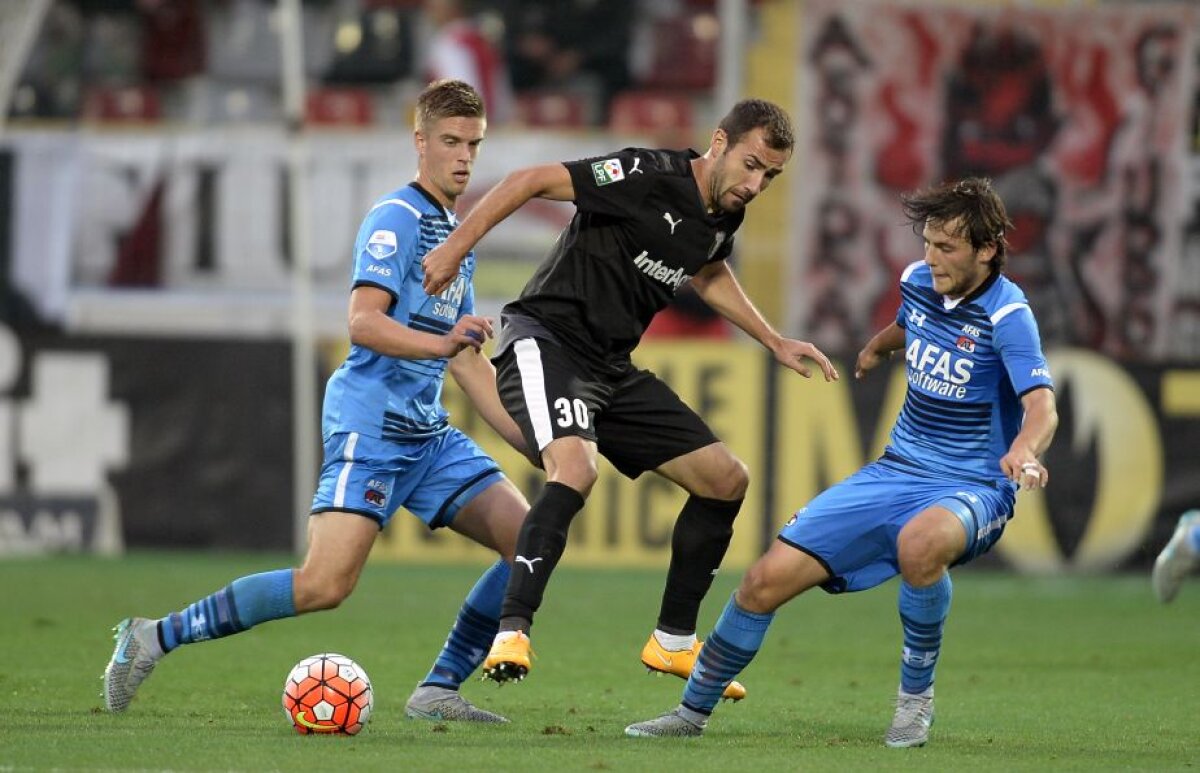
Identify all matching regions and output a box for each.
[363,479,387,507]
[591,158,625,186]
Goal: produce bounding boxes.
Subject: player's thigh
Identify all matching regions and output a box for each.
[737,539,831,614]
[595,369,719,480]
[404,429,507,530]
[896,506,970,583]
[922,485,1015,568]
[296,511,380,609]
[655,441,748,500]
[493,337,612,457]
[450,477,529,559]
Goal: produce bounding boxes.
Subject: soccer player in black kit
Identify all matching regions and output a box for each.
[422,99,839,700]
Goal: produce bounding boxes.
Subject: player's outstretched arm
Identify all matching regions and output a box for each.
[348,286,490,359]
[448,346,530,456]
[422,163,576,295]
[690,261,838,382]
[999,387,1058,490]
[855,322,906,379]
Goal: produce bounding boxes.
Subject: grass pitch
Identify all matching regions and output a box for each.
[1,553,1197,771]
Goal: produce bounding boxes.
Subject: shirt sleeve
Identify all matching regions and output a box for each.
[350,202,420,300]
[564,148,657,219]
[993,303,1054,396]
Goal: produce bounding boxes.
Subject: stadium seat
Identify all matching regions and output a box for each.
[515,91,589,129]
[638,15,717,91]
[608,91,694,147]
[82,85,163,123]
[306,88,375,126]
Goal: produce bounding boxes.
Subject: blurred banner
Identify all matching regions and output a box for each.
[0,130,632,334]
[0,325,294,554]
[1,329,1196,570]
[792,1,1199,360]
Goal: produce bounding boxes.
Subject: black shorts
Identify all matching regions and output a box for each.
[493,336,718,478]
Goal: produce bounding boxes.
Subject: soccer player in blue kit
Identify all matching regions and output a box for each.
[626,178,1060,746]
[103,80,531,723]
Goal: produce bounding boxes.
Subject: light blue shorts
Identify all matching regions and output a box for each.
[778,460,1016,593]
[311,429,504,529]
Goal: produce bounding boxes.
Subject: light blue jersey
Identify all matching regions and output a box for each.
[883,261,1054,486]
[322,183,477,441]
[780,262,1053,593]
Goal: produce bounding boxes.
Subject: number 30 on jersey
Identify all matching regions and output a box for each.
[554,398,590,429]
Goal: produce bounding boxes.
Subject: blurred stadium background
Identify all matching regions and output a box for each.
[1,0,1198,582]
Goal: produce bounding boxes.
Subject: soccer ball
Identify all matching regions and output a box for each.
[282,653,373,735]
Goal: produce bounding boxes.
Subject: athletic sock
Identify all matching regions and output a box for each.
[420,559,510,688]
[654,630,697,651]
[657,496,742,634]
[498,482,585,632]
[897,573,953,694]
[680,594,773,716]
[159,569,295,652]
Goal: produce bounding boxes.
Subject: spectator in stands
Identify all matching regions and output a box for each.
[497,0,634,122]
[423,0,514,125]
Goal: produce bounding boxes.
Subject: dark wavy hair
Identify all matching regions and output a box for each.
[901,177,1014,272]
[415,79,485,131]
[718,99,794,152]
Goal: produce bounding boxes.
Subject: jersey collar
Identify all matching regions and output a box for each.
[408,181,450,217]
[943,269,1000,310]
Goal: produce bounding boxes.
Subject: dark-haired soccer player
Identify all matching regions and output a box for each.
[421,99,839,700]
[103,80,530,723]
[626,177,1058,746]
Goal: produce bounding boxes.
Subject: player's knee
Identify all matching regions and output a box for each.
[736,562,783,614]
[897,535,947,586]
[697,455,749,501]
[293,569,356,612]
[549,457,598,494]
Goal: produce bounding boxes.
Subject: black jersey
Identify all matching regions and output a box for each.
[502,148,744,375]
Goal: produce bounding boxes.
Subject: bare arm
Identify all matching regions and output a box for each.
[447,348,529,455]
[347,286,491,359]
[854,322,907,379]
[1000,387,1059,490]
[422,164,575,295]
[690,261,838,381]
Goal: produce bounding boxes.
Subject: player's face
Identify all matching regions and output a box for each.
[415,115,486,208]
[709,127,790,213]
[921,218,996,299]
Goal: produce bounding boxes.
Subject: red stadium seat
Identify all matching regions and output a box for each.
[306,88,375,126]
[515,91,589,129]
[608,91,695,147]
[82,86,163,123]
[639,15,717,91]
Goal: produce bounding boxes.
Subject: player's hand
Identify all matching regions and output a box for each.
[854,347,888,379]
[1001,450,1048,491]
[422,242,467,296]
[442,315,493,356]
[772,338,839,382]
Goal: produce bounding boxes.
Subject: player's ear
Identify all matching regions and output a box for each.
[710,128,728,155]
[414,129,426,155]
[977,241,997,266]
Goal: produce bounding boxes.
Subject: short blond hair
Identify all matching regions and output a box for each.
[415,79,485,132]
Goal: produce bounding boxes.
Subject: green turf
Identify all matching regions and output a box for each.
[1,553,1197,771]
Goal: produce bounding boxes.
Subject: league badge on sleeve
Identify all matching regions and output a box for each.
[366,230,398,260]
[591,158,625,186]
